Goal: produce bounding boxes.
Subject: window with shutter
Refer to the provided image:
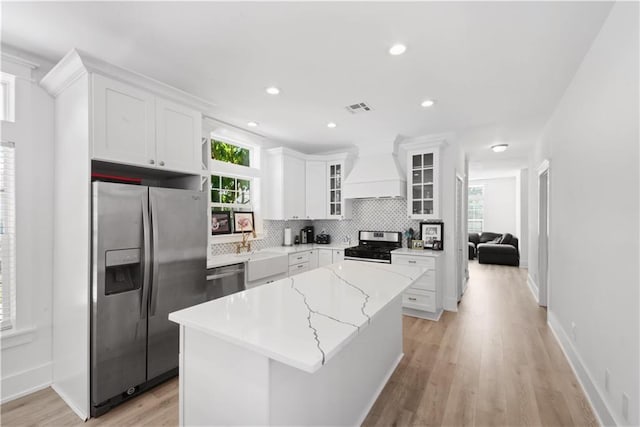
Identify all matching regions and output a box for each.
[0,141,16,330]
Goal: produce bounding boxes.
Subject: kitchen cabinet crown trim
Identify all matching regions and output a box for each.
[40,49,216,113]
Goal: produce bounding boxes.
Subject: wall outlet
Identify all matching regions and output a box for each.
[604,369,610,392]
[571,322,577,342]
[622,393,629,422]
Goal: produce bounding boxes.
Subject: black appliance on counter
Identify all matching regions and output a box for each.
[344,231,402,264]
[315,233,331,244]
[301,226,314,244]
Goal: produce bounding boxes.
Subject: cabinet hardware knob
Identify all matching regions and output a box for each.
[159,161,165,166]
[149,159,155,165]
[409,297,417,301]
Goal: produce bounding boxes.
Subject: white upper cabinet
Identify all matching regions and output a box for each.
[155,98,202,173]
[305,161,327,219]
[407,147,440,219]
[92,74,155,167]
[92,74,202,174]
[264,148,306,220]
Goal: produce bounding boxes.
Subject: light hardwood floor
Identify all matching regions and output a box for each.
[2,262,597,426]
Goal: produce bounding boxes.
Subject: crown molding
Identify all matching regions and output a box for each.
[397,132,452,152]
[1,52,39,70]
[40,49,216,113]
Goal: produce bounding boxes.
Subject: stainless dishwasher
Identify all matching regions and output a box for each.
[206,263,246,301]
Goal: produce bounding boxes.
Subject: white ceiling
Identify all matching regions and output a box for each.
[2,2,612,157]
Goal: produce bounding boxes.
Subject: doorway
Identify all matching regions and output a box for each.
[455,174,466,301]
[538,160,550,307]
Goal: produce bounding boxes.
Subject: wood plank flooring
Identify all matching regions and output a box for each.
[2,262,597,426]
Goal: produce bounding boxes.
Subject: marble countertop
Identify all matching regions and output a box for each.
[170,260,426,373]
[207,243,352,269]
[391,248,444,257]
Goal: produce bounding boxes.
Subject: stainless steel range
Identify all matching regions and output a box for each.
[344,231,402,263]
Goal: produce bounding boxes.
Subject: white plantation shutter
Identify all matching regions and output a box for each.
[0,141,16,330]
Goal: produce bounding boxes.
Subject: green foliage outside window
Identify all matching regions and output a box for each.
[211,175,251,205]
[211,140,250,167]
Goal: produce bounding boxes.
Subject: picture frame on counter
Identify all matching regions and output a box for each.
[411,239,424,249]
[211,210,231,235]
[420,221,444,250]
[233,211,255,233]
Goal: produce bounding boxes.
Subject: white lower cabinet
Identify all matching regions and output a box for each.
[317,248,343,267]
[391,251,443,321]
[289,251,312,276]
[318,249,333,267]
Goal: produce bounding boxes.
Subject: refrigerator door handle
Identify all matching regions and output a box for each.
[150,195,160,317]
[140,198,151,319]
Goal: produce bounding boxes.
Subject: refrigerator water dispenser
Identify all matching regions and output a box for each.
[105,248,141,295]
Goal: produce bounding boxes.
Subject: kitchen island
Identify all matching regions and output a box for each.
[169,260,426,426]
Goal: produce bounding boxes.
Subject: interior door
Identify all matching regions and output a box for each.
[91,182,149,406]
[147,187,207,379]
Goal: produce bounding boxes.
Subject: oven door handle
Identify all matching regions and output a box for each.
[344,256,390,264]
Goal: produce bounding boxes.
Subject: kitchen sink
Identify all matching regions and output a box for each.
[245,251,289,282]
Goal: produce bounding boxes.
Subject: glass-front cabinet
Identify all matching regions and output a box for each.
[407,148,440,219]
[328,162,342,218]
[327,161,351,219]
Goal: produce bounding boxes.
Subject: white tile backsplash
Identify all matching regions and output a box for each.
[209,199,422,256]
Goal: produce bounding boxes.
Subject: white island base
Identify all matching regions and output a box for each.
[178,296,403,426]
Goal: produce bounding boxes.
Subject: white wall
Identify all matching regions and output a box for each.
[0,50,55,402]
[528,3,639,425]
[470,176,517,235]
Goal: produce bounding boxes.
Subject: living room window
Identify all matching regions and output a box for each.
[468,184,484,234]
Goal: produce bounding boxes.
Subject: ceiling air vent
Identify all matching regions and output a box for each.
[345,102,373,114]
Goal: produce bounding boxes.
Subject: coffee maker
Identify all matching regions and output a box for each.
[300,226,314,244]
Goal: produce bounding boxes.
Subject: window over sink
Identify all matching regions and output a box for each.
[206,127,263,239]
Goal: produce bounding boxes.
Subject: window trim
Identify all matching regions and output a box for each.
[208,134,263,244]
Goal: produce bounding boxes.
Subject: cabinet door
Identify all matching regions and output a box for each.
[408,149,440,219]
[305,161,327,219]
[308,250,319,270]
[92,74,156,167]
[155,98,202,174]
[332,249,344,263]
[282,155,306,219]
[327,161,344,219]
[318,249,332,267]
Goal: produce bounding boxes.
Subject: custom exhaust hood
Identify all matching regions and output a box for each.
[343,153,406,199]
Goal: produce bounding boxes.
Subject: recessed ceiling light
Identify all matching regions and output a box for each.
[327,122,337,128]
[421,99,436,108]
[266,87,280,95]
[389,44,407,55]
[491,144,509,153]
[247,121,258,127]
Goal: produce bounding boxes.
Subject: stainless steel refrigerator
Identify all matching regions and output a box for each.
[90,181,207,416]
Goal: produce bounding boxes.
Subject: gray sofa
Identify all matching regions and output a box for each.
[468,232,520,266]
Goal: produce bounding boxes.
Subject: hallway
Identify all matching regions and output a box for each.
[364,262,598,426]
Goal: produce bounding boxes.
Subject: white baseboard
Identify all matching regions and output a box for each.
[547,312,618,427]
[356,353,404,426]
[519,260,529,268]
[51,383,88,421]
[1,362,52,404]
[527,273,539,303]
